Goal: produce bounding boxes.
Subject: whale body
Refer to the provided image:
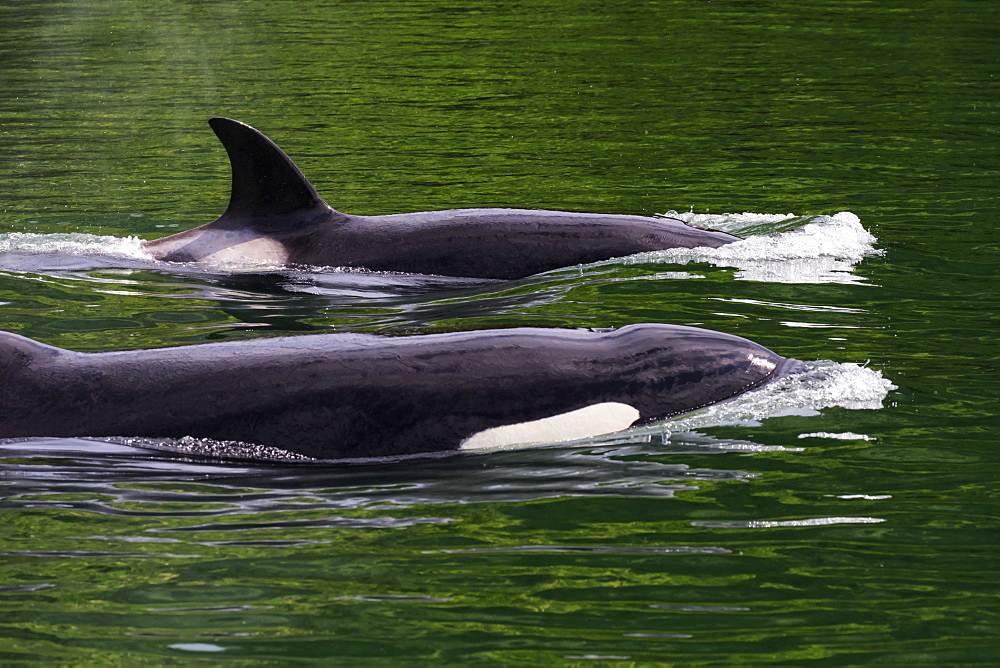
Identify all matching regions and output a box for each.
[141,118,740,279]
[0,324,803,459]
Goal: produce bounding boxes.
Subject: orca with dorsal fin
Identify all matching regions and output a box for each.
[0,324,804,459]
[141,118,740,279]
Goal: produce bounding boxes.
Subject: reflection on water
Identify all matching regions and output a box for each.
[0,435,764,507]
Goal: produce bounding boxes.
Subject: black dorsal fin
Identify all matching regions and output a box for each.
[209,117,329,221]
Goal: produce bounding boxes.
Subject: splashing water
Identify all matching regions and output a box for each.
[614,211,882,284]
[0,232,151,259]
[653,359,896,432]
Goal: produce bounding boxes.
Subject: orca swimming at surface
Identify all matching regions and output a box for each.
[141,118,740,279]
[0,324,803,460]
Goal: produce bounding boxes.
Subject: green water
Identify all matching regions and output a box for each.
[1,0,998,663]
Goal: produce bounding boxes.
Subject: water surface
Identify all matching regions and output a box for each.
[1,0,998,663]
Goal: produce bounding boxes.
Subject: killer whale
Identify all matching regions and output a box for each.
[0,324,803,459]
[141,118,740,279]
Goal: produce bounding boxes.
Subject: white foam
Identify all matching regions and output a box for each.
[696,516,885,528]
[0,232,152,259]
[799,431,876,441]
[619,211,882,284]
[630,360,896,436]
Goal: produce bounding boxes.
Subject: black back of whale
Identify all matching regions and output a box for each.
[0,324,802,459]
[142,118,740,279]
